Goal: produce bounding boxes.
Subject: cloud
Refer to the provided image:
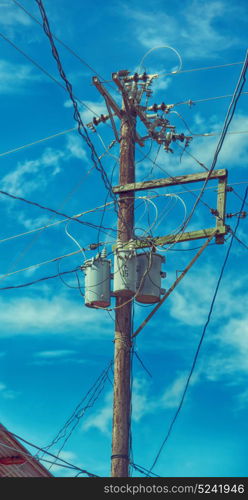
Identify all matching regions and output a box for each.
[0,136,89,200]
[65,134,87,160]
[82,391,113,435]
[1,147,64,197]
[123,0,242,62]
[0,381,18,400]
[169,266,247,327]
[0,2,32,29]
[0,59,41,94]
[0,293,112,337]
[35,349,77,359]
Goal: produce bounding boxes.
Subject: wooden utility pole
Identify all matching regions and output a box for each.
[111,109,136,478]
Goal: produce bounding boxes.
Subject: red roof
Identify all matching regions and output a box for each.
[0,424,53,477]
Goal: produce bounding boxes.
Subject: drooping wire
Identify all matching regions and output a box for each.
[149,186,248,472]
[0,266,80,291]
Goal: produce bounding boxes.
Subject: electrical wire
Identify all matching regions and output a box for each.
[166,60,244,76]
[175,92,248,107]
[137,45,183,75]
[0,267,80,291]
[65,221,86,260]
[0,126,77,157]
[149,187,248,472]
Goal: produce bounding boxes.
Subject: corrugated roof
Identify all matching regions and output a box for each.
[0,424,53,477]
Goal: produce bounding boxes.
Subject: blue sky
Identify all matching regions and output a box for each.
[0,0,247,478]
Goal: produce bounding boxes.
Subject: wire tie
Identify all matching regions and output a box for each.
[111,454,129,461]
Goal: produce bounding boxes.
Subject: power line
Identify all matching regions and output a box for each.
[167,60,244,76]
[0,126,77,157]
[0,266,80,290]
[149,186,248,472]
[175,92,248,107]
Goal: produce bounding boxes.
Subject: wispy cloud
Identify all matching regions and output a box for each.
[0,1,32,30]
[0,59,41,94]
[0,381,18,400]
[0,293,112,337]
[123,0,243,62]
[1,147,63,197]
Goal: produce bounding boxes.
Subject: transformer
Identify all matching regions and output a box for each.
[82,249,111,308]
[113,241,136,297]
[136,252,165,304]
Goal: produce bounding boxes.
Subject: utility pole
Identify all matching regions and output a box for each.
[88,70,228,478]
[111,109,136,478]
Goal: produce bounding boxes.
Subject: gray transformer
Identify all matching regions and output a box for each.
[136,252,165,303]
[113,249,136,298]
[82,254,111,308]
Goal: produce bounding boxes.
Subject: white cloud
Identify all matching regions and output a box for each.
[0,293,112,337]
[0,2,32,29]
[66,134,87,160]
[0,60,41,94]
[124,0,242,61]
[0,381,18,400]
[35,350,77,359]
[82,391,113,435]
[169,266,247,327]
[1,147,64,197]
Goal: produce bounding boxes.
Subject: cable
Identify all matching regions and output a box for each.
[137,45,183,75]
[130,462,160,477]
[0,267,80,290]
[166,60,244,76]
[175,92,248,107]
[149,187,248,472]
[65,221,86,260]
[0,126,77,157]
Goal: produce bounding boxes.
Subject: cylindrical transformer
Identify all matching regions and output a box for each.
[113,250,136,297]
[83,257,111,308]
[136,252,165,304]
